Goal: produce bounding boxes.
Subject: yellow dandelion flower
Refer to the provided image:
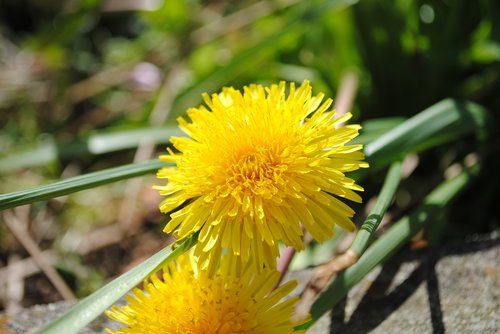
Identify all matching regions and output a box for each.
[106,254,306,334]
[155,80,368,273]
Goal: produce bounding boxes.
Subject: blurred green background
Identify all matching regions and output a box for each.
[0,0,499,310]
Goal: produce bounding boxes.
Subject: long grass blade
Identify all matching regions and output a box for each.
[364,99,488,171]
[349,160,403,255]
[35,234,198,334]
[0,160,169,211]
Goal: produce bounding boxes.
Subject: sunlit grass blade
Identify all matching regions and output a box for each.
[0,126,181,173]
[350,160,403,255]
[36,233,198,334]
[0,160,169,211]
[351,117,405,145]
[86,126,183,154]
[364,99,489,171]
[295,165,479,331]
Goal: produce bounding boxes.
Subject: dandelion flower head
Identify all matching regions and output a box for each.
[106,253,306,333]
[156,80,368,273]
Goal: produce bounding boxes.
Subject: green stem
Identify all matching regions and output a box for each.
[350,160,403,255]
[0,160,169,211]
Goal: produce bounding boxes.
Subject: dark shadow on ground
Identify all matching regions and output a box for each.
[329,236,499,333]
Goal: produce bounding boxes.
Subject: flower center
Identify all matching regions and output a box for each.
[232,152,269,183]
[222,147,287,198]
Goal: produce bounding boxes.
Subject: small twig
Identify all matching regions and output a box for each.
[149,64,190,125]
[334,70,359,119]
[76,224,127,255]
[5,254,24,314]
[117,139,156,234]
[3,208,75,301]
[295,250,358,318]
[275,227,312,289]
[101,0,161,12]
[275,246,296,288]
[69,63,134,103]
[0,250,56,284]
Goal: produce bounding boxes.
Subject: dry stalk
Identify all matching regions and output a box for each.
[3,208,75,301]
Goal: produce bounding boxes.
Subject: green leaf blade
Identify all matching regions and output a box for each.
[364,99,489,171]
[36,234,198,334]
[0,160,169,211]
